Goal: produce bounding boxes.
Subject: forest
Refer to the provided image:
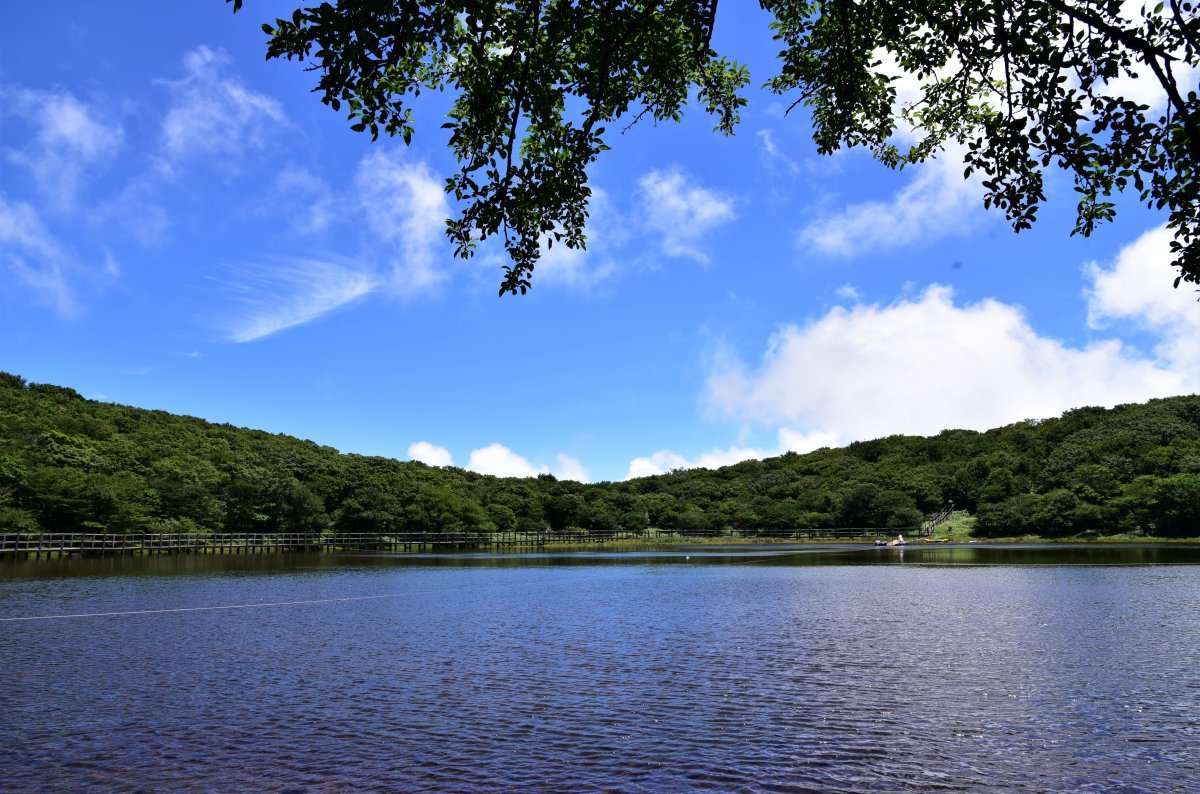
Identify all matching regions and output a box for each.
[1,372,1198,539]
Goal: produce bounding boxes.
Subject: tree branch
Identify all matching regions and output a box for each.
[1042,0,1199,161]
[699,0,720,51]
[501,0,544,205]
[1169,0,1200,56]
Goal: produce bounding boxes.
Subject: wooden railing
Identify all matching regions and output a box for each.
[920,502,956,536]
[0,531,563,558]
[0,525,914,559]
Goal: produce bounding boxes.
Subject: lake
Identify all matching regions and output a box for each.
[2,543,1199,792]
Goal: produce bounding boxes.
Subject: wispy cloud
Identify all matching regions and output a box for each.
[792,48,1000,259]
[88,175,171,247]
[354,149,451,292]
[3,86,124,210]
[211,150,461,341]
[835,284,862,301]
[534,187,623,290]
[0,196,81,317]
[269,166,337,235]
[157,46,286,174]
[800,145,984,257]
[757,128,801,175]
[637,168,736,262]
[222,257,376,343]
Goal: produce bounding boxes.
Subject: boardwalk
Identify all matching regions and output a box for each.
[0,526,911,559]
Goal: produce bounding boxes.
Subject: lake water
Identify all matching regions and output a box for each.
[2,543,1199,792]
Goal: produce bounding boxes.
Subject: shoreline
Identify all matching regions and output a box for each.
[4,530,1198,562]
[531,534,1200,550]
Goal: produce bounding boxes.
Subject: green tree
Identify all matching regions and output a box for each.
[485,502,517,532]
[150,455,228,531]
[1154,473,1200,534]
[0,454,29,510]
[544,491,585,532]
[3,370,1199,540]
[270,477,330,533]
[974,492,1040,535]
[1031,487,1081,535]
[337,481,407,534]
[231,0,1200,290]
[1109,474,1160,532]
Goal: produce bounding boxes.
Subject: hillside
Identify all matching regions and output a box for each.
[1,372,1197,537]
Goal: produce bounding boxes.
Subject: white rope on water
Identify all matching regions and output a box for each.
[0,593,408,623]
[7,553,1184,622]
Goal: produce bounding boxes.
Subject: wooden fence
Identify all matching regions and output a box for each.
[921,502,956,535]
[0,531,545,559]
[0,525,910,559]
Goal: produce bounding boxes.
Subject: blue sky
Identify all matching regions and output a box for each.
[3,2,1197,483]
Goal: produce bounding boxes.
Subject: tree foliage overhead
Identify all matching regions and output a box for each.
[765,0,1199,286]
[233,0,747,295]
[230,0,1199,291]
[3,372,1198,538]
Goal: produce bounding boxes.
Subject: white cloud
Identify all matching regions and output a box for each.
[624,428,841,480]
[354,150,450,292]
[1086,225,1200,374]
[1102,62,1198,112]
[554,454,590,483]
[467,443,549,479]
[706,283,1196,444]
[89,176,170,247]
[777,427,844,454]
[843,11,1196,262]
[814,12,1193,263]
[800,145,984,257]
[1103,2,1199,111]
[3,87,124,210]
[0,196,80,317]
[534,187,622,290]
[798,47,1003,260]
[214,150,454,339]
[485,172,727,291]
[627,445,765,479]
[637,168,736,262]
[271,166,336,235]
[534,238,617,290]
[464,443,590,482]
[408,441,454,468]
[872,48,966,147]
[158,46,285,171]
[223,258,376,343]
[835,284,862,301]
[757,128,801,175]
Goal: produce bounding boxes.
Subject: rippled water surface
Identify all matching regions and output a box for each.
[3,544,1199,792]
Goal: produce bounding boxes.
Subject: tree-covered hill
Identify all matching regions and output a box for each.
[2,372,1197,537]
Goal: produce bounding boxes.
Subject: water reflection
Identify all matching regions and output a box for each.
[3,542,1199,580]
[1,546,1198,791]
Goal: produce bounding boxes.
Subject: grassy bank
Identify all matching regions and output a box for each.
[926,511,977,542]
[921,512,1200,543]
[967,533,1200,544]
